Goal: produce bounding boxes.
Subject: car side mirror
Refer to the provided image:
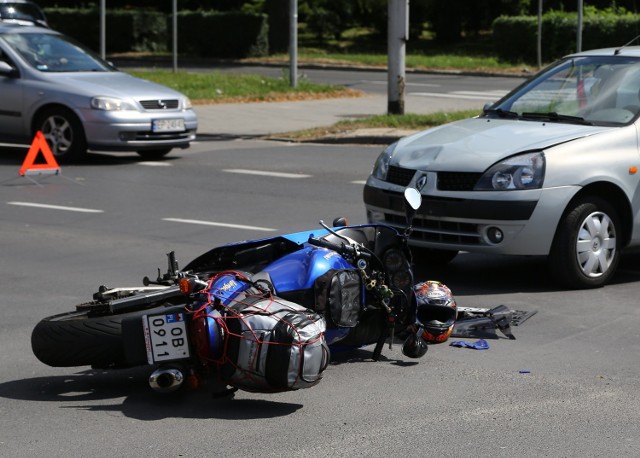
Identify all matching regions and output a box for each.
[0,61,17,78]
[483,102,495,113]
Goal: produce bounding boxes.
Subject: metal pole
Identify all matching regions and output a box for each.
[537,0,542,68]
[172,0,177,72]
[289,0,298,88]
[387,0,408,115]
[577,0,583,52]
[100,0,105,60]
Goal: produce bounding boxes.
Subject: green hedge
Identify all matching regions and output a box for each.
[493,12,640,64]
[176,11,268,58]
[43,8,268,58]
[44,9,166,53]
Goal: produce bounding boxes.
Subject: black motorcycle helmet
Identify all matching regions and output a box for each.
[402,326,429,358]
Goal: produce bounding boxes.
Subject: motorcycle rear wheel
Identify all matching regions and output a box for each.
[31,306,153,368]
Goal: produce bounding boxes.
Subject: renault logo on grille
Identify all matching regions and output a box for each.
[416,174,428,191]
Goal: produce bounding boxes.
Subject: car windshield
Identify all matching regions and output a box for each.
[1,32,115,72]
[489,55,640,126]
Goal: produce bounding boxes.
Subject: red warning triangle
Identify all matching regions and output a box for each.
[19,131,61,177]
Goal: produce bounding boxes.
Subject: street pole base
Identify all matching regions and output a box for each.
[387,100,405,115]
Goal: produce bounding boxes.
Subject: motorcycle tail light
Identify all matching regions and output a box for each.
[191,314,223,361]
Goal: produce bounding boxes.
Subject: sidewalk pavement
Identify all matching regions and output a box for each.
[193,92,486,144]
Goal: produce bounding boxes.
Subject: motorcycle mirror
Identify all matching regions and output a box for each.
[403,188,422,235]
[332,217,348,227]
[404,188,422,211]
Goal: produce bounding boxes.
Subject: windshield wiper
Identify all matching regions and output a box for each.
[483,108,520,119]
[521,112,593,125]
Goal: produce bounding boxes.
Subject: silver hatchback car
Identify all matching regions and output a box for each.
[364,46,640,289]
[0,23,197,162]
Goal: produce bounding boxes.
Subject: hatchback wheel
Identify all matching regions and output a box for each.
[35,107,87,163]
[549,196,620,289]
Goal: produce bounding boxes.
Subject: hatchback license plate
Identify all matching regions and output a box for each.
[152,118,185,132]
[143,313,190,364]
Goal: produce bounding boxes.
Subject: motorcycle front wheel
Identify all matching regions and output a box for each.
[31,306,156,368]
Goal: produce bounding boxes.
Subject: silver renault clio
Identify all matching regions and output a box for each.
[0,23,197,162]
[364,46,640,289]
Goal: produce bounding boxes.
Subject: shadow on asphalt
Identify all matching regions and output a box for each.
[0,146,182,168]
[196,133,265,142]
[0,368,303,420]
[328,347,418,367]
[413,251,640,296]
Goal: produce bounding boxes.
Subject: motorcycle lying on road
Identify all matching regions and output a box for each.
[31,189,425,395]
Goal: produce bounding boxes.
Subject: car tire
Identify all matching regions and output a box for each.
[549,196,620,289]
[34,107,87,163]
[136,148,172,160]
[410,247,458,266]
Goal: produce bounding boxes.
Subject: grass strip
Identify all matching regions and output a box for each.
[129,70,361,104]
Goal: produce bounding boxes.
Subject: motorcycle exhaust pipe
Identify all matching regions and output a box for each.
[149,367,184,393]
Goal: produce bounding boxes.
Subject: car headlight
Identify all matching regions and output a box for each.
[372,141,398,180]
[91,96,136,111]
[474,152,545,190]
[183,97,192,109]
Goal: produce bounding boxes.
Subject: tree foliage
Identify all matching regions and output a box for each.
[35,0,640,43]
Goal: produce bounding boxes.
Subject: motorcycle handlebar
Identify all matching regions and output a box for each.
[308,236,372,260]
[308,236,344,253]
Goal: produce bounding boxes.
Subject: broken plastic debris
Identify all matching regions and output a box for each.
[449,339,489,350]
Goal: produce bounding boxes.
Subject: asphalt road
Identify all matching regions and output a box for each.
[1,135,640,456]
[186,63,526,99]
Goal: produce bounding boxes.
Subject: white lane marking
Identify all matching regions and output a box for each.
[351,180,367,185]
[0,142,29,148]
[223,169,311,179]
[138,161,172,167]
[368,80,440,88]
[410,91,507,101]
[163,217,276,232]
[7,201,104,213]
[457,90,508,97]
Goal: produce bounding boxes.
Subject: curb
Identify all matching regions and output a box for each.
[266,128,419,145]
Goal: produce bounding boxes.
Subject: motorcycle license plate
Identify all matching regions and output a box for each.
[142,312,190,364]
[152,118,185,132]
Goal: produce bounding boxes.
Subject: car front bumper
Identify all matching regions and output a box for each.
[78,108,198,152]
[363,178,580,256]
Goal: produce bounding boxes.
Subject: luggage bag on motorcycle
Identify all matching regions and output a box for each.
[217,292,330,393]
[314,268,362,327]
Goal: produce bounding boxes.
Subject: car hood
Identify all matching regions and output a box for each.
[392,117,612,171]
[44,71,185,99]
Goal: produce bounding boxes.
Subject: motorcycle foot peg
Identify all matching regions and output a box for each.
[149,366,184,393]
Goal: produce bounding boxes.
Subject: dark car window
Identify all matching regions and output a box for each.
[2,32,115,72]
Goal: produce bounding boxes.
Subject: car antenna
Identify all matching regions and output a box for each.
[614,34,640,55]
